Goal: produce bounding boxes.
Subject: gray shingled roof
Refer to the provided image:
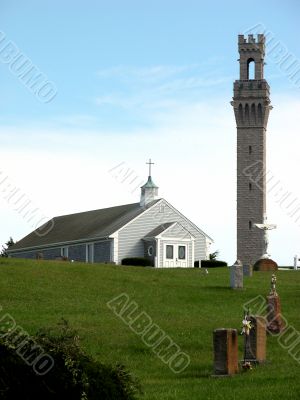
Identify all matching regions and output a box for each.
[10,200,160,251]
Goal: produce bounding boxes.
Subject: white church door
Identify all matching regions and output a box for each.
[164,244,187,267]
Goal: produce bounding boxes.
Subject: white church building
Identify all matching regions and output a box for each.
[8,162,213,267]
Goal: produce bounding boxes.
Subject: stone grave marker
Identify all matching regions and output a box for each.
[213,328,239,376]
[230,260,243,289]
[243,264,253,277]
[267,274,284,334]
[244,316,266,363]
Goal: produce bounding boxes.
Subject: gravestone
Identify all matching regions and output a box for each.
[230,260,243,289]
[243,264,253,277]
[267,274,284,334]
[213,329,239,376]
[244,316,266,363]
[267,295,284,334]
[253,258,278,271]
[293,255,299,270]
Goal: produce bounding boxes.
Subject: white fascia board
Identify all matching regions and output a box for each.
[8,236,111,253]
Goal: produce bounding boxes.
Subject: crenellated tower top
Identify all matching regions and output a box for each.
[238,34,265,80]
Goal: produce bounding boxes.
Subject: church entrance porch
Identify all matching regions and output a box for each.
[143,222,195,268]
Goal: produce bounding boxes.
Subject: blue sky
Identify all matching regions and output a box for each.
[0,0,300,264]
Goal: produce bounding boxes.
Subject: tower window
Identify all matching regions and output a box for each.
[249,221,252,230]
[251,103,256,124]
[249,183,252,191]
[257,103,263,124]
[249,145,252,154]
[245,104,250,124]
[247,58,255,80]
[238,104,243,124]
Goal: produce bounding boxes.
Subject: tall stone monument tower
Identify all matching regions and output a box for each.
[232,34,272,265]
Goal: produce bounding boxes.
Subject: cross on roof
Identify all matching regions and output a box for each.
[146,158,154,176]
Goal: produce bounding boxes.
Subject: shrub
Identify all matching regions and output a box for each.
[121,257,153,267]
[194,260,227,268]
[0,319,141,400]
[1,237,15,257]
[209,250,219,261]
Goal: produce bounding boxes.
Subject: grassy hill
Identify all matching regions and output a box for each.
[0,257,300,399]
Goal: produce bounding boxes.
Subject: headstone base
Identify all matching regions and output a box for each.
[239,359,264,366]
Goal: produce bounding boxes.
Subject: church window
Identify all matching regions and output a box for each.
[249,183,252,191]
[249,221,252,230]
[166,245,173,259]
[178,246,186,260]
[86,243,94,263]
[148,245,154,257]
[159,204,165,213]
[61,247,68,258]
[249,145,252,154]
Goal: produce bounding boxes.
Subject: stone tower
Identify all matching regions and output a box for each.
[232,34,272,265]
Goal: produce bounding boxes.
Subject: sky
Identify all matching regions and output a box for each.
[0,0,300,264]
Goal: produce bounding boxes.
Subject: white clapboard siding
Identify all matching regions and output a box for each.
[117,199,207,263]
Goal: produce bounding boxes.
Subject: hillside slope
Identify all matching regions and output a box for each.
[0,258,300,399]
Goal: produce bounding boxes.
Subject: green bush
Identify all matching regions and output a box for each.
[121,257,153,267]
[0,319,140,400]
[194,260,227,268]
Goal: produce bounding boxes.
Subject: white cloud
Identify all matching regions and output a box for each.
[94,64,232,124]
[97,65,192,81]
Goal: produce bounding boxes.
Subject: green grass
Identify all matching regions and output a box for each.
[1,257,300,399]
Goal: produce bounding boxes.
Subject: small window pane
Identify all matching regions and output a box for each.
[148,246,154,256]
[178,246,186,260]
[166,245,173,259]
[61,247,68,258]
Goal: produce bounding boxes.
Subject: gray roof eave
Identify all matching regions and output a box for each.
[7,235,112,253]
